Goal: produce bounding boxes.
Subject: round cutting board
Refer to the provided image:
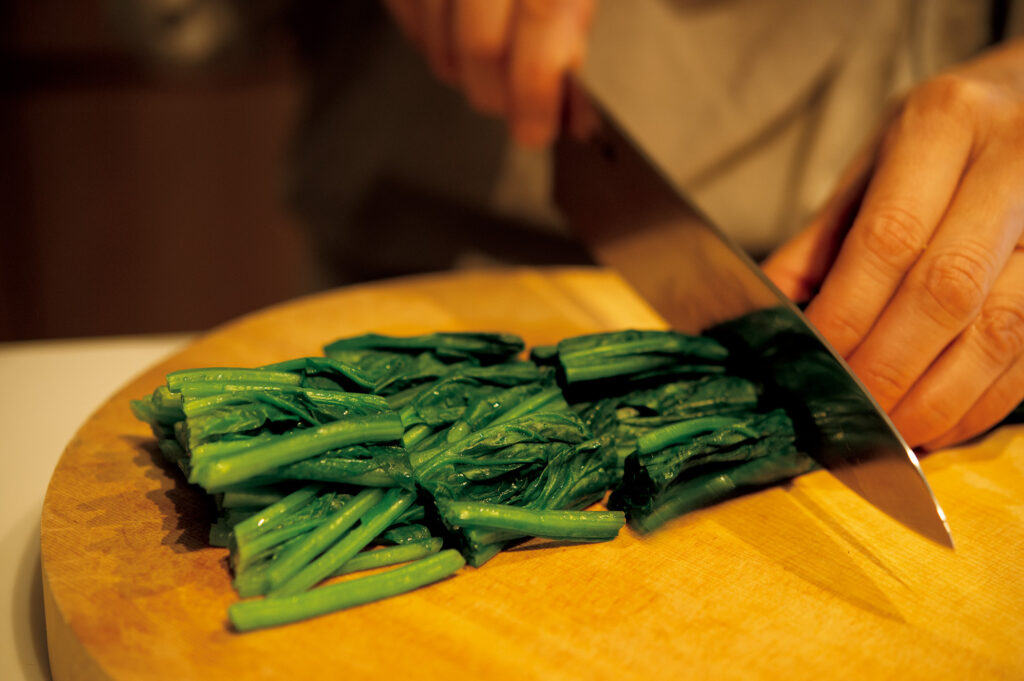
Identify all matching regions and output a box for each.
[41,267,1024,681]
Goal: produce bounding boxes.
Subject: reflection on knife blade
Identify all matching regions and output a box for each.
[553,91,954,548]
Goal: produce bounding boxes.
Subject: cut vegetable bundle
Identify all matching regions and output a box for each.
[132,322,820,632]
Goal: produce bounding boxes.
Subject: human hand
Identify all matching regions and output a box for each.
[762,39,1024,450]
[382,0,595,147]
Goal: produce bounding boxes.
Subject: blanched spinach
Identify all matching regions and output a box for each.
[130,322,850,631]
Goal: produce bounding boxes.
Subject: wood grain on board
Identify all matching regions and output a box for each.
[40,268,1024,681]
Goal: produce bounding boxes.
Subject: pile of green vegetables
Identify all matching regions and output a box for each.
[132,321,819,632]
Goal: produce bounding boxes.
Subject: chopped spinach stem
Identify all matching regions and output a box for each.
[175,381,308,398]
[271,488,415,597]
[233,517,323,572]
[634,472,739,533]
[329,538,443,577]
[220,487,285,510]
[192,414,404,490]
[557,332,727,362]
[467,542,504,567]
[401,423,432,449]
[166,368,302,391]
[564,355,676,383]
[264,488,385,591]
[441,501,625,540]
[229,549,466,632]
[636,415,749,454]
[490,386,563,425]
[445,420,472,443]
[231,484,322,544]
[191,435,276,467]
[183,387,387,418]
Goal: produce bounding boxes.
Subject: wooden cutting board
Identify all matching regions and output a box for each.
[41,267,1024,681]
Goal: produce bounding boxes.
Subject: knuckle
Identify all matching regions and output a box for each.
[920,248,993,323]
[859,358,912,406]
[972,300,1024,365]
[815,305,869,355]
[856,206,927,272]
[909,74,994,121]
[911,398,960,440]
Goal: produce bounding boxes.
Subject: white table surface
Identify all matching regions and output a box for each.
[0,334,194,681]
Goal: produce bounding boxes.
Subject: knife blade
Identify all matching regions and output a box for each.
[553,86,954,548]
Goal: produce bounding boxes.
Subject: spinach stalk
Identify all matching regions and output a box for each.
[190,414,404,490]
[229,549,465,632]
[271,488,415,596]
[264,488,384,591]
[439,500,625,541]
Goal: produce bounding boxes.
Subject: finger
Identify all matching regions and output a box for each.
[803,83,975,357]
[569,0,596,63]
[453,0,513,114]
[891,249,1024,446]
[508,0,592,147]
[421,0,458,84]
[761,142,874,302]
[383,0,425,49]
[847,148,1024,411]
[564,77,600,141]
[922,349,1024,451]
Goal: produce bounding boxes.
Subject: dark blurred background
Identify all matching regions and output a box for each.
[1,0,319,340]
[0,0,588,342]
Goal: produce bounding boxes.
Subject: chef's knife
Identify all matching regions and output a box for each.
[553,87,954,548]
